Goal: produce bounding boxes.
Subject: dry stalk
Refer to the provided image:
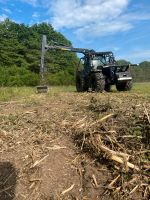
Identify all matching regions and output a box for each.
[92,174,99,188]
[113,186,121,194]
[90,113,114,127]
[30,154,49,168]
[143,164,150,170]
[111,155,139,171]
[81,133,86,151]
[95,135,139,171]
[46,145,66,150]
[0,185,13,194]
[108,175,120,189]
[143,104,150,124]
[129,185,139,195]
[3,171,15,185]
[128,177,138,185]
[61,184,75,195]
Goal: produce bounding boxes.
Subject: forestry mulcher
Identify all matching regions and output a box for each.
[37,35,136,93]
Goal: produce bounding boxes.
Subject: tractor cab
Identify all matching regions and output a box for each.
[90,52,116,70]
[78,51,116,73]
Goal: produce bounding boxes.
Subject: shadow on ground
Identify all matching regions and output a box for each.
[0,162,17,200]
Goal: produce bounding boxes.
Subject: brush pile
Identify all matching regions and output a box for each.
[62,95,150,199]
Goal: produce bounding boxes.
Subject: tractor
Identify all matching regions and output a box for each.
[37,35,136,93]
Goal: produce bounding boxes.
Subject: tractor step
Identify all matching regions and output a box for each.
[36,85,48,93]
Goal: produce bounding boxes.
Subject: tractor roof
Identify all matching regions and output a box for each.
[93,51,113,56]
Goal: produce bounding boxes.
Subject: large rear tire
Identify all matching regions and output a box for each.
[91,73,105,92]
[76,72,88,92]
[116,80,132,91]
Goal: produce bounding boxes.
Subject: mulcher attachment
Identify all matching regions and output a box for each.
[36,85,48,93]
[37,35,48,93]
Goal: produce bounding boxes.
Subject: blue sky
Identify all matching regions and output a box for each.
[0,0,150,63]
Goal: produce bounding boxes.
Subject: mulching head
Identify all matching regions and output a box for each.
[36,85,48,93]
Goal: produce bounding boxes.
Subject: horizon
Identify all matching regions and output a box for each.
[0,0,150,64]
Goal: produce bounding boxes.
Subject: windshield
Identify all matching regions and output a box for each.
[91,55,115,66]
[90,56,104,68]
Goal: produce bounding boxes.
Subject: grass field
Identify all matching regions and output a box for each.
[0,83,149,199]
[0,82,150,102]
[131,82,150,95]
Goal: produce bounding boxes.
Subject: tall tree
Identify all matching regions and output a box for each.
[0,19,78,86]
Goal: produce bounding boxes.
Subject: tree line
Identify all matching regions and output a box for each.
[0,19,149,86]
[0,19,77,86]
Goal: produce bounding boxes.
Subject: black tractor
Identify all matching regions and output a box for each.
[38,35,136,93]
[76,51,134,92]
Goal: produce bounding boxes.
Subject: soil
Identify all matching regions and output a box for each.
[0,91,149,200]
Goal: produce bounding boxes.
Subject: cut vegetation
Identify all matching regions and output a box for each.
[0,84,149,199]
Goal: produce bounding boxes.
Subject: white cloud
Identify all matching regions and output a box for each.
[129,50,150,59]
[0,14,8,21]
[47,0,131,39]
[49,0,129,29]
[119,12,150,21]
[2,8,12,14]
[32,12,39,18]
[113,47,120,52]
[44,0,150,40]
[118,49,150,63]
[75,21,133,39]
[1,0,149,43]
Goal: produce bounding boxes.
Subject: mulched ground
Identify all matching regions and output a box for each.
[0,91,149,200]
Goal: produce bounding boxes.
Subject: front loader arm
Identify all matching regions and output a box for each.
[40,35,94,76]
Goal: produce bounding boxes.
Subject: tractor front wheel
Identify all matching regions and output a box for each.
[105,84,111,92]
[91,73,105,92]
[116,80,132,91]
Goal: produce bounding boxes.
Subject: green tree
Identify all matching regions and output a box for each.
[0,19,78,86]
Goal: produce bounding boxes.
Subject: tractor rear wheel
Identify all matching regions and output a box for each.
[91,73,105,92]
[116,80,132,91]
[76,72,88,92]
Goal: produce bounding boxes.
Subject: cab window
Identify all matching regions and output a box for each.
[78,58,84,70]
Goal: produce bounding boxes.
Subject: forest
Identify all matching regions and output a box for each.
[0,19,149,86]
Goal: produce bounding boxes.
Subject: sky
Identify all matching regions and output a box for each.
[0,0,150,63]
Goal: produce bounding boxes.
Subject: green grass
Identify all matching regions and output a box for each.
[111,82,150,96]
[0,83,149,102]
[0,86,75,102]
[48,85,75,93]
[132,82,150,95]
[0,87,35,102]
